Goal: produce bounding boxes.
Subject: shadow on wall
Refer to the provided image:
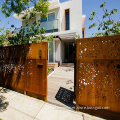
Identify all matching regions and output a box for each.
[0,88,9,112]
[0,44,30,89]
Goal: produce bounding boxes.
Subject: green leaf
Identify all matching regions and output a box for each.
[91,11,96,16]
[111,9,117,14]
[105,9,108,13]
[8,20,10,24]
[98,27,100,30]
[103,14,106,19]
[89,25,93,29]
[89,23,96,29]
[100,2,106,8]
[11,24,14,27]
[89,16,93,20]
[105,31,109,35]
[102,27,105,30]
[93,23,96,27]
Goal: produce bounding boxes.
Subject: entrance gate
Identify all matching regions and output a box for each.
[75,35,120,115]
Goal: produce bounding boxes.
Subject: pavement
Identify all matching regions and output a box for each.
[0,87,105,120]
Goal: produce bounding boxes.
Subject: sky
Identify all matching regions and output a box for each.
[82,0,120,37]
[0,0,120,37]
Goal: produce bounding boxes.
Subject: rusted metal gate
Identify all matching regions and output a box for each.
[75,35,120,114]
[0,42,47,101]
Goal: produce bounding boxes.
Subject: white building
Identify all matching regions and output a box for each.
[14,0,86,65]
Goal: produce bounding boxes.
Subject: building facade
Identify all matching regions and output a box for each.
[14,0,85,65]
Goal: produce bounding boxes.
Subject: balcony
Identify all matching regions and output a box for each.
[14,19,60,35]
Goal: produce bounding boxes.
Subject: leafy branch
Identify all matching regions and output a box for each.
[0,0,56,46]
[89,2,120,37]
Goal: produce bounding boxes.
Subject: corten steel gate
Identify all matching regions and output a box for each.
[0,42,47,101]
[76,35,120,114]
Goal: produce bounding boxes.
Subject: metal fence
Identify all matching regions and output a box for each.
[76,35,120,114]
[0,42,47,101]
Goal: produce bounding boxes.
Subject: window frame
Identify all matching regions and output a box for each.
[64,8,70,30]
[47,12,56,21]
[41,12,56,22]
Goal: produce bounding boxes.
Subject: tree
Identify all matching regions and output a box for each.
[0,20,13,46]
[0,0,55,46]
[89,2,120,37]
[1,0,49,18]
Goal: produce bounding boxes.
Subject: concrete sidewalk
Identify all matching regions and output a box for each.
[0,87,105,120]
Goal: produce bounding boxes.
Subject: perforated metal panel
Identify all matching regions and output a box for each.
[76,35,120,113]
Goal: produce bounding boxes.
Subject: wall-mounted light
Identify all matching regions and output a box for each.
[38,47,43,68]
[39,47,42,59]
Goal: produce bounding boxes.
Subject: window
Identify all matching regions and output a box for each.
[41,17,47,22]
[41,12,55,22]
[48,13,55,21]
[82,30,84,38]
[49,42,53,62]
[65,9,70,30]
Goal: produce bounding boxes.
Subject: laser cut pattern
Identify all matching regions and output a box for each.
[76,35,120,113]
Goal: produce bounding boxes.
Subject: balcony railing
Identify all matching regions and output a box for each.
[14,19,60,35]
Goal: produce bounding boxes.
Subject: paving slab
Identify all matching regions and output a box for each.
[49,66,74,79]
[9,94,45,117]
[36,103,104,120]
[0,106,34,120]
[36,103,83,120]
[0,88,17,102]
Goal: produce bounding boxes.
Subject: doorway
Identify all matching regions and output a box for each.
[64,42,75,63]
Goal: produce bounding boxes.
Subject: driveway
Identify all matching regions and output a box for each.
[47,63,75,109]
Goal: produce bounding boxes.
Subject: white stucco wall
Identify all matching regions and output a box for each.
[36,13,40,22]
[60,0,82,37]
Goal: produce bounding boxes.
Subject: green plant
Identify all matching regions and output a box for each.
[1,0,49,18]
[89,2,120,37]
[0,20,13,46]
[47,67,52,73]
[73,34,80,39]
[82,114,85,120]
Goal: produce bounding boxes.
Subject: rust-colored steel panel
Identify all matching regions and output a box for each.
[24,59,47,96]
[0,42,47,100]
[76,35,120,113]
